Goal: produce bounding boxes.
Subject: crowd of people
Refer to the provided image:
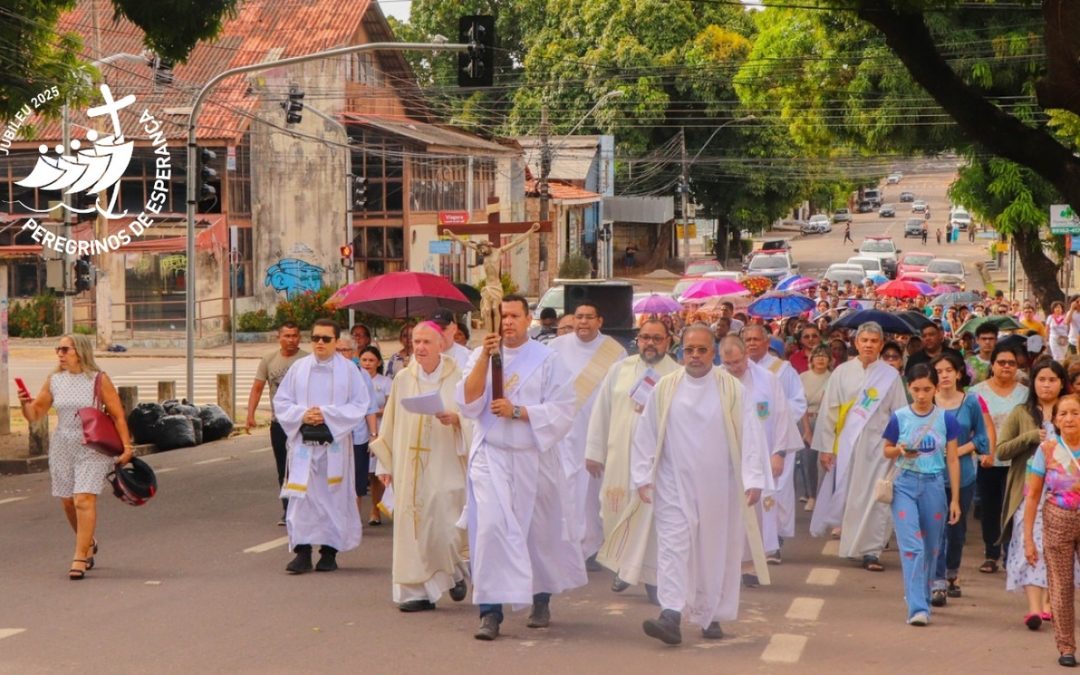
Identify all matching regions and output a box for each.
[22,280,1080,666]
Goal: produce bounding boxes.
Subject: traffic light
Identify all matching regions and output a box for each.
[283,85,304,124]
[340,244,353,269]
[74,256,92,293]
[458,16,495,88]
[197,148,217,201]
[353,176,367,209]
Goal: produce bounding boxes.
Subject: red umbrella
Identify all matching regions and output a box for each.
[876,279,925,299]
[326,271,474,318]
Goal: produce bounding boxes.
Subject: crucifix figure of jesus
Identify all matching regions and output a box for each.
[443,223,539,334]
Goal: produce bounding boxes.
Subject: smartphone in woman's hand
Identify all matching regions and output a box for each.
[14,377,30,400]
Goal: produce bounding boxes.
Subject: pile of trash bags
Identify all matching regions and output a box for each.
[128,400,234,450]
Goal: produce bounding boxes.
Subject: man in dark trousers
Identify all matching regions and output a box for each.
[843,223,853,244]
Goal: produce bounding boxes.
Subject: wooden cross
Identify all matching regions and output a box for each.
[440,196,552,244]
[407,418,431,537]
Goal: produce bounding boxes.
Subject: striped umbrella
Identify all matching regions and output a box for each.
[776,275,817,292]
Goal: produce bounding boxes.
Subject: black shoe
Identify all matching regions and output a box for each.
[643,609,682,645]
[742,573,760,588]
[1060,654,1077,668]
[527,601,551,628]
[315,546,338,572]
[947,580,962,598]
[286,545,313,574]
[399,600,436,612]
[930,589,947,607]
[645,584,660,606]
[612,576,630,593]
[585,553,603,572]
[475,614,500,641]
[449,579,468,602]
[702,622,724,640]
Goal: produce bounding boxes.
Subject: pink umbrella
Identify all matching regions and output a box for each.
[326,271,474,318]
[679,278,749,302]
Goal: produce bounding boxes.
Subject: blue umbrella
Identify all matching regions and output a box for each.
[747,291,816,319]
[830,308,919,335]
[868,273,889,285]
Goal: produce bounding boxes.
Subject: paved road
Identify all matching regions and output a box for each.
[0,431,1065,673]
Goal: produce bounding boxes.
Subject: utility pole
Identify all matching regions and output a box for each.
[679,127,690,263]
[539,104,551,287]
[61,105,73,334]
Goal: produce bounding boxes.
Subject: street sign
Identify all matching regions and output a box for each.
[676,224,697,239]
[1050,204,1080,234]
[438,211,470,226]
[429,239,454,255]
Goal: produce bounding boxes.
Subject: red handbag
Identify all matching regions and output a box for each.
[77,372,124,457]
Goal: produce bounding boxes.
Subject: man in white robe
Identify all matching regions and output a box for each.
[549,301,627,566]
[457,295,576,641]
[810,321,907,571]
[741,324,806,548]
[371,322,469,612]
[719,335,803,569]
[432,308,471,370]
[274,319,369,574]
[588,319,678,596]
[633,324,769,645]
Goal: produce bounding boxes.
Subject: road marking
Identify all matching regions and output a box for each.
[0,629,26,641]
[760,633,808,664]
[154,467,178,474]
[194,457,228,466]
[785,597,825,622]
[145,580,162,586]
[806,568,840,586]
[821,540,839,556]
[0,497,28,506]
[249,447,272,454]
[244,536,289,554]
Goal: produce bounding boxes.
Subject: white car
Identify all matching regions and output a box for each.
[846,256,885,277]
[887,173,902,184]
[926,258,966,282]
[912,200,927,213]
[801,214,832,234]
[950,208,972,231]
[823,263,867,285]
[855,237,900,278]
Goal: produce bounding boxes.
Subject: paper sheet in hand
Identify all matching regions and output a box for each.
[377,484,395,518]
[629,368,659,409]
[400,390,444,415]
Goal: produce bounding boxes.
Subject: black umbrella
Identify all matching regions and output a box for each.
[898,310,935,331]
[830,309,919,335]
[453,282,482,309]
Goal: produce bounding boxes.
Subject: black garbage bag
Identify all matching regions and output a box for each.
[163,398,199,418]
[198,404,234,442]
[188,415,204,446]
[128,403,165,445]
[153,414,197,450]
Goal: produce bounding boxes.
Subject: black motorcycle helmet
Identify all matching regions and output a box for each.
[107,457,157,506]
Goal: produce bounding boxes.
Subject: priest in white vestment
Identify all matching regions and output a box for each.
[371,322,470,612]
[633,325,769,645]
[549,300,627,564]
[719,335,803,567]
[457,295,576,642]
[274,319,370,574]
[810,321,907,571]
[589,319,678,595]
[742,324,807,546]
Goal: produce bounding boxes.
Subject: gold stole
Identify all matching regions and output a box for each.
[573,337,625,410]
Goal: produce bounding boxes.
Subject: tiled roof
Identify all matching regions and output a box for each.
[22,0,379,144]
[525,178,601,204]
[343,113,518,155]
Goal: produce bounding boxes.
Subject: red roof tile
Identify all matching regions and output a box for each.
[525,178,601,203]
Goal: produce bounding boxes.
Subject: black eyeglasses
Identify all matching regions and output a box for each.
[312,335,335,344]
[55,346,73,354]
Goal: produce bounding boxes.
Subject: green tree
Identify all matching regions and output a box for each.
[1,0,238,122]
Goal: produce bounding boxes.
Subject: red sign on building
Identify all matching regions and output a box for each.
[438,211,470,226]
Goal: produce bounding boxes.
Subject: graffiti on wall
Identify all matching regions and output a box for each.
[265,258,324,299]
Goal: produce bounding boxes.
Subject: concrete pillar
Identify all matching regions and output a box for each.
[0,265,9,436]
[217,373,234,420]
[28,417,48,457]
[118,386,138,418]
[158,380,176,402]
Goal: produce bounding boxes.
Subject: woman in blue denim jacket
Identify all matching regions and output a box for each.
[929,352,994,605]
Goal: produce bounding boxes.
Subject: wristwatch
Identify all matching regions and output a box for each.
[511,406,522,419]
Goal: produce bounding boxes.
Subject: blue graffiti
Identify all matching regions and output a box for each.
[265,258,324,299]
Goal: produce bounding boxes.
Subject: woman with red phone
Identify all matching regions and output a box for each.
[17,334,134,579]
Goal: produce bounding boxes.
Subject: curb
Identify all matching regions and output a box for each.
[0,441,187,476]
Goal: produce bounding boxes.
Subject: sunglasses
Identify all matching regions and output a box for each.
[55,346,73,354]
[311,335,335,344]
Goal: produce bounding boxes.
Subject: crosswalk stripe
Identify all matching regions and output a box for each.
[761,634,808,664]
[806,568,840,586]
[821,540,839,556]
[244,536,289,554]
[0,629,26,640]
[785,597,825,622]
[0,497,28,506]
[194,457,229,466]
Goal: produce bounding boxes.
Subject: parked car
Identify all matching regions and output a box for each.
[703,271,743,282]
[823,263,867,285]
[950,207,972,231]
[898,272,937,285]
[879,204,896,218]
[897,251,936,276]
[745,251,798,285]
[887,173,902,184]
[531,285,564,327]
[685,258,724,276]
[846,256,885,277]
[673,276,704,300]
[856,200,874,214]
[899,191,915,202]
[903,218,926,238]
[926,258,966,283]
[912,200,927,213]
[863,189,882,207]
[833,208,852,223]
[855,236,900,278]
[801,214,832,234]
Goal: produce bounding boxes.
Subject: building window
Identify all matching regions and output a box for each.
[349,129,405,219]
[352,225,404,278]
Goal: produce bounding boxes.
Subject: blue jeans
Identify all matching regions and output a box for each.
[479,593,550,621]
[933,481,975,588]
[891,470,947,620]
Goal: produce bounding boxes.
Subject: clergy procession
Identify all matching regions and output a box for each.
[232,261,1080,661]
